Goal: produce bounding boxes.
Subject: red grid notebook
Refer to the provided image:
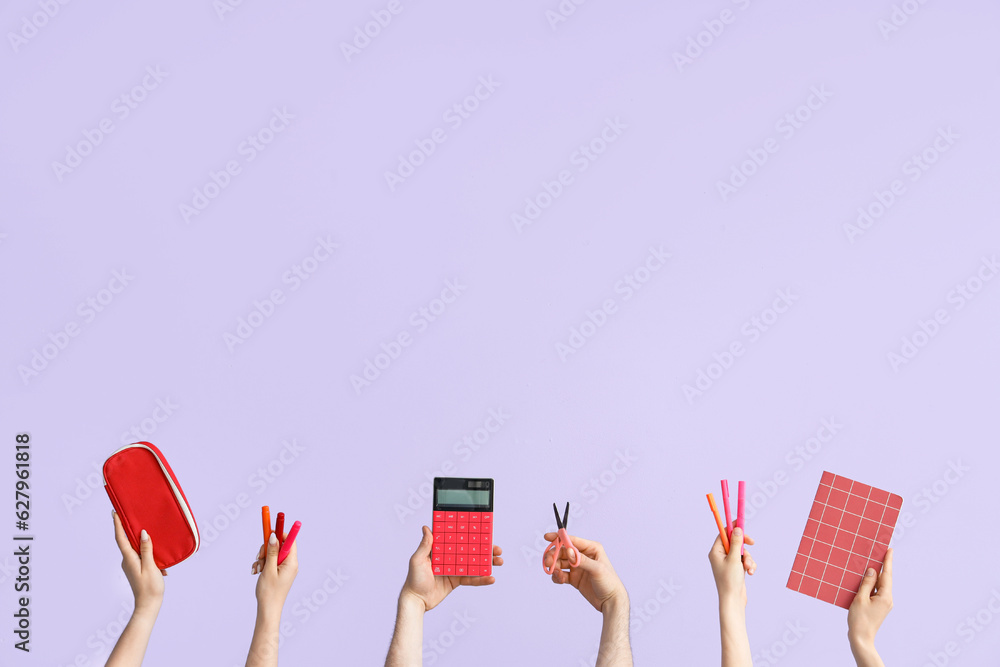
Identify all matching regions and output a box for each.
[787,471,902,609]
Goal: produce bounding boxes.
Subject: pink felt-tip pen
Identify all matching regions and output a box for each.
[737,481,746,555]
[721,480,733,539]
[277,521,301,565]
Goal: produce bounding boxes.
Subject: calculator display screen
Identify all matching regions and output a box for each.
[435,488,490,506]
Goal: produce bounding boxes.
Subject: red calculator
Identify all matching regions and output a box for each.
[432,477,494,577]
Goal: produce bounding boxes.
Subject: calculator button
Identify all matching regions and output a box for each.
[480,512,492,522]
[470,512,480,521]
[444,554,456,564]
[444,565,455,575]
[445,522,456,532]
[433,522,445,533]
[481,563,492,575]
[444,544,455,554]
[457,533,467,543]
[469,533,479,543]
[470,544,479,553]
[481,538,492,551]
[433,543,443,554]
[445,533,457,543]
[445,512,457,521]
[469,523,479,533]
[433,512,445,521]
[457,523,468,532]
[433,564,443,575]
[457,512,468,521]
[457,555,467,564]
[469,566,480,576]
[433,554,444,565]
[456,565,467,576]
[457,544,467,553]
[480,522,492,534]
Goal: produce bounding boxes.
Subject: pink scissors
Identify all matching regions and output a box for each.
[542,502,582,574]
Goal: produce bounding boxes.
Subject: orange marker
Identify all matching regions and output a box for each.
[262,506,272,544]
[707,493,731,554]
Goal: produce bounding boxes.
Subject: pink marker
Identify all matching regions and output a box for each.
[737,481,746,555]
[721,480,733,539]
[277,521,301,565]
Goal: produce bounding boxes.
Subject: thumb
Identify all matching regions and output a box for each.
[728,527,745,561]
[413,526,433,558]
[856,567,877,601]
[265,531,280,565]
[139,529,156,570]
[570,546,597,573]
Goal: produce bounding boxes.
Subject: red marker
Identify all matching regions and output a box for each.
[275,512,285,545]
[277,521,301,565]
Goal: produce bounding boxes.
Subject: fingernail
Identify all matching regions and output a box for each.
[140,529,149,542]
[269,532,278,545]
[866,568,875,576]
[732,528,742,537]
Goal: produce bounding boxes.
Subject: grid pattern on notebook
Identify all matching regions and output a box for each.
[787,471,902,609]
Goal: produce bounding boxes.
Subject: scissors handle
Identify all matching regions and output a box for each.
[541,529,582,574]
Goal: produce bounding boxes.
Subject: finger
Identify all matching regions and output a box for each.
[551,569,571,585]
[263,531,279,575]
[279,535,298,571]
[112,511,137,558]
[257,543,266,561]
[742,549,757,575]
[492,544,502,557]
[558,534,602,559]
[709,532,727,560]
[727,528,745,563]
[458,575,495,586]
[138,529,157,571]
[492,554,504,566]
[412,526,433,560]
[876,548,893,598]
[856,567,878,601]
[160,569,168,576]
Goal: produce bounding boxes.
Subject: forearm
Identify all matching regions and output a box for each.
[385,593,425,667]
[850,637,885,667]
[105,606,159,667]
[719,600,752,667]
[245,608,281,667]
[596,594,633,667]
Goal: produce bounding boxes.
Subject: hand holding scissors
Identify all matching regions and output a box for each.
[543,502,582,574]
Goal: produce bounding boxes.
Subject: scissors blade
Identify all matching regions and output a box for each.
[561,502,570,529]
[552,502,561,528]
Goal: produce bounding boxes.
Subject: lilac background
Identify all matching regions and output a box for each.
[2,0,999,665]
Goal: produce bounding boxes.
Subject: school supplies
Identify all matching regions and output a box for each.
[787,471,902,609]
[706,493,731,553]
[431,478,494,577]
[543,503,582,574]
[103,442,200,569]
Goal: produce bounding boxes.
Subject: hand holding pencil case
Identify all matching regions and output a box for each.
[103,441,200,569]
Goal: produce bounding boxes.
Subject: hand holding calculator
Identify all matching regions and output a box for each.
[431,478,494,577]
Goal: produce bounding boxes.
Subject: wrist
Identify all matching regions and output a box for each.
[601,587,629,617]
[849,631,876,652]
[399,588,427,614]
[133,597,162,618]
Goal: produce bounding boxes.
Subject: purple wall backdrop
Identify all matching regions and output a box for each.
[2,0,998,665]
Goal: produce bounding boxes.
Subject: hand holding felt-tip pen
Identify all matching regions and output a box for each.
[709,525,756,667]
[106,510,166,667]
[245,531,299,667]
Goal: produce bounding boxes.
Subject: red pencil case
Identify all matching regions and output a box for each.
[103,441,200,569]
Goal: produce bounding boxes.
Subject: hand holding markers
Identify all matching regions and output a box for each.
[252,506,301,574]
